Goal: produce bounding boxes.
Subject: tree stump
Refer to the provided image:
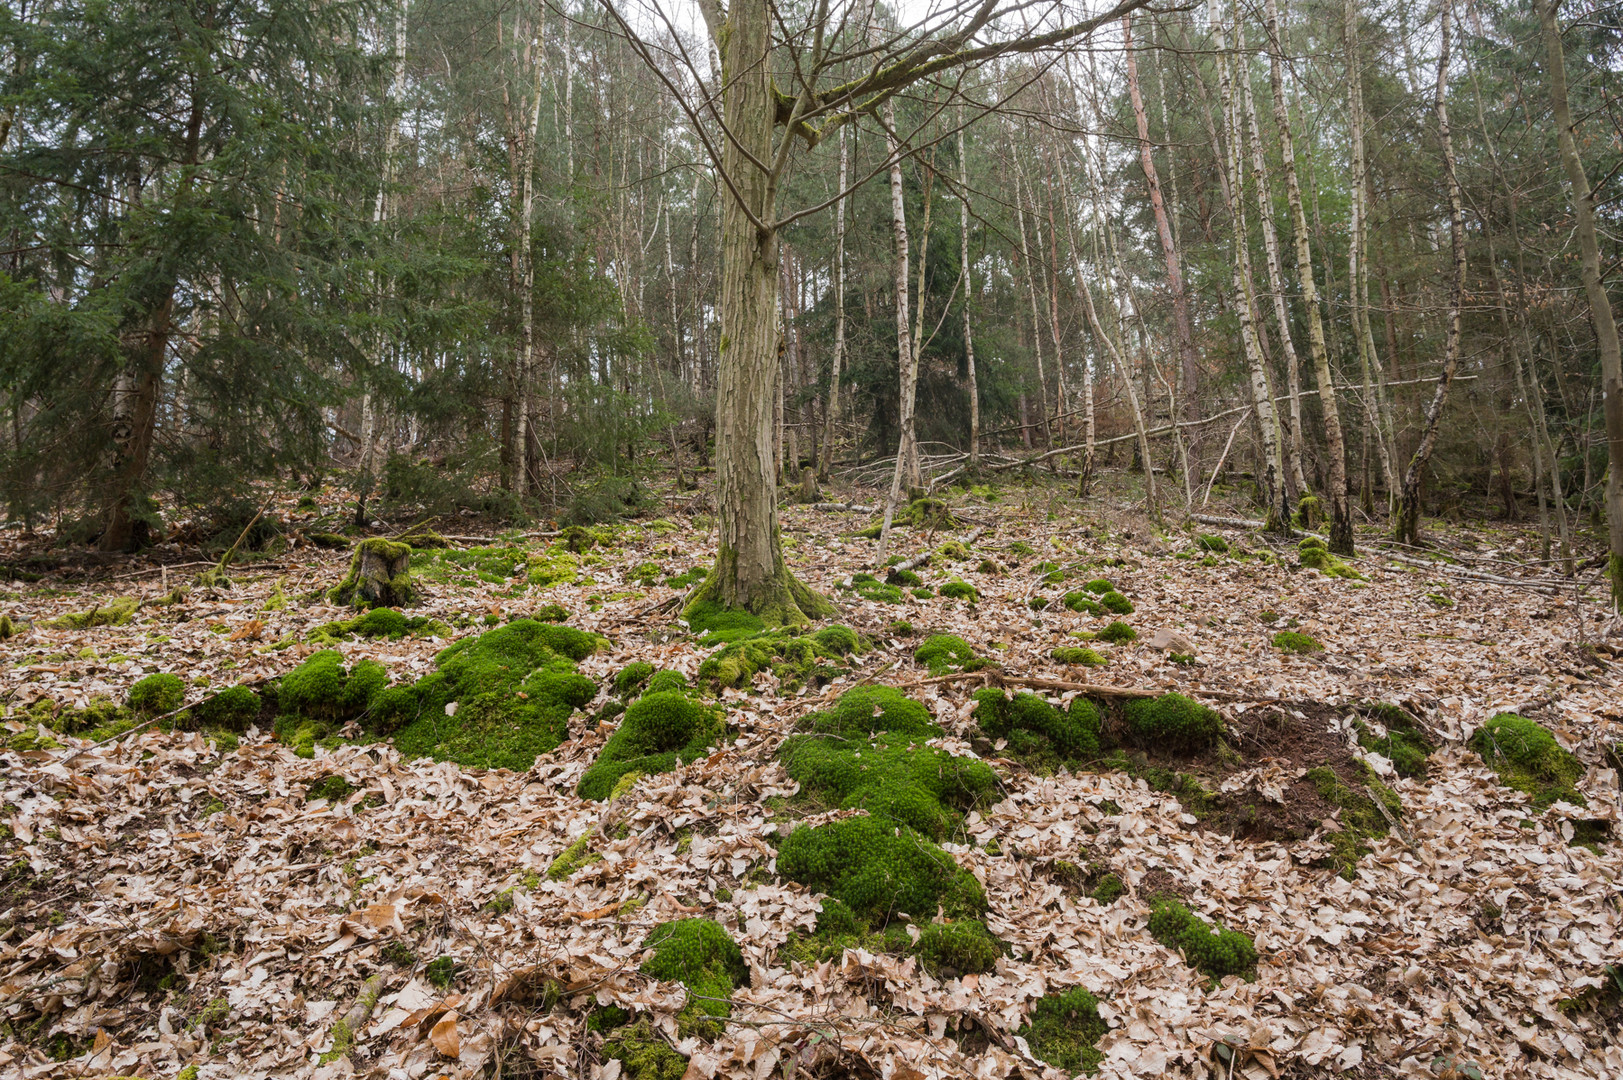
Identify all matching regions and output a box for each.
[329,539,417,608]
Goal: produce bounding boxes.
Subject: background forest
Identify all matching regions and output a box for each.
[2,0,1621,583]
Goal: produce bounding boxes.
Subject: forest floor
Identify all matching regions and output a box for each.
[1,473,1621,1080]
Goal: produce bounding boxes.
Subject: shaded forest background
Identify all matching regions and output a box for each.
[1,0,1619,567]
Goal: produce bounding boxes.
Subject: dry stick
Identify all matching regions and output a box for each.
[887,525,988,575]
[1202,409,1252,507]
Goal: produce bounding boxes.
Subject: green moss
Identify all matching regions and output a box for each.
[695,624,859,692]
[914,634,978,675]
[306,775,356,804]
[888,620,915,637]
[1097,621,1137,644]
[411,545,526,586]
[44,595,139,630]
[888,568,923,587]
[777,815,987,927]
[1196,533,1229,553]
[1062,591,1103,614]
[1122,693,1222,752]
[1079,578,1110,594]
[1305,765,1400,879]
[664,565,708,589]
[527,545,582,588]
[615,661,656,698]
[683,600,765,644]
[780,695,996,839]
[1091,874,1125,904]
[1354,704,1432,779]
[308,608,449,646]
[910,587,934,599]
[277,651,385,724]
[842,572,905,604]
[425,956,456,989]
[547,835,603,880]
[812,625,859,656]
[533,602,568,622]
[900,498,954,528]
[128,673,184,716]
[937,540,971,560]
[329,539,416,607]
[939,580,978,602]
[1272,630,1323,653]
[1019,987,1107,1075]
[1298,537,1362,579]
[602,1019,688,1080]
[640,919,748,1037]
[645,670,691,696]
[911,919,1001,976]
[1099,591,1134,614]
[1469,713,1585,810]
[1050,646,1106,667]
[578,691,725,800]
[973,689,1101,761]
[1148,898,1257,982]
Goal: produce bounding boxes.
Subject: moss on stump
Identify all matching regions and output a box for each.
[330,539,416,608]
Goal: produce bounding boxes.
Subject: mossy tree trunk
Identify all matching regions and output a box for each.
[688,0,830,627]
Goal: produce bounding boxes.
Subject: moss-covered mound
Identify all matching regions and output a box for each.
[908,919,1000,977]
[841,572,905,604]
[780,690,995,839]
[1272,630,1323,653]
[1062,591,1103,614]
[1355,703,1433,779]
[1469,713,1585,809]
[638,918,749,1037]
[578,691,725,800]
[939,580,978,602]
[972,689,1101,762]
[308,608,449,646]
[527,544,584,588]
[614,661,655,699]
[1122,693,1222,752]
[272,650,390,757]
[601,1020,686,1080]
[1097,621,1136,644]
[128,673,185,717]
[359,619,602,770]
[188,685,261,731]
[693,622,862,692]
[1147,897,1257,982]
[900,497,954,529]
[1019,987,1108,1075]
[913,633,983,675]
[1297,536,1361,579]
[1051,646,1107,667]
[1306,765,1401,879]
[777,814,987,927]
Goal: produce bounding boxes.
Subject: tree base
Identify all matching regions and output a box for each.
[681,545,833,630]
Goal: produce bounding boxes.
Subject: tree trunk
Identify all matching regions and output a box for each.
[1052,134,1095,494]
[1012,155,1051,448]
[1266,0,1351,554]
[1542,0,1623,609]
[1124,13,1198,462]
[957,121,980,473]
[1346,0,1398,502]
[1239,21,1308,499]
[682,0,830,626]
[877,95,924,561]
[1212,0,1288,532]
[819,127,848,480]
[1394,0,1464,546]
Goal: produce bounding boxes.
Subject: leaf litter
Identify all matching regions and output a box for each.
[0,497,1620,1080]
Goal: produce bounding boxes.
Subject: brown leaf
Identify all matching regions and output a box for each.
[429,1009,461,1058]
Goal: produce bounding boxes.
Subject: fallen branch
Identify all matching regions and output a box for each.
[809,502,878,513]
